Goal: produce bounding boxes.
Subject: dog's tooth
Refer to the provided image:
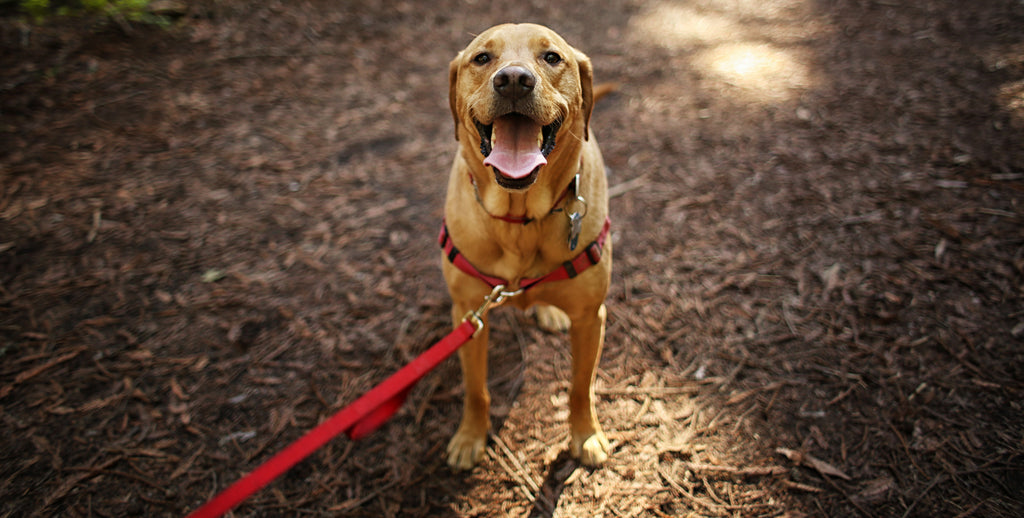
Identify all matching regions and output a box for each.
[537,130,543,147]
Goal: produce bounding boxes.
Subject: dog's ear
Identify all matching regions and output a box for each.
[449,53,462,141]
[575,50,594,141]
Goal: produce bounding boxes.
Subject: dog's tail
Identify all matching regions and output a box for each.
[593,83,619,104]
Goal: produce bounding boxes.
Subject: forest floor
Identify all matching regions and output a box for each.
[2,0,1023,516]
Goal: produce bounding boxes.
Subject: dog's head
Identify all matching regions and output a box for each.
[449,24,594,191]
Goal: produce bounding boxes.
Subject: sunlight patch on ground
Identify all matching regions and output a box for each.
[629,4,742,47]
[693,42,814,100]
[999,79,1024,128]
[976,43,1024,129]
[628,0,825,102]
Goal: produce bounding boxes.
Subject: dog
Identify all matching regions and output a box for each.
[440,23,613,471]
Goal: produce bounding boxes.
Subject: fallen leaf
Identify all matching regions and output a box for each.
[776,447,852,480]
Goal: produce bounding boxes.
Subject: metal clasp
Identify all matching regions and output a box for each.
[566,174,588,251]
[462,284,523,337]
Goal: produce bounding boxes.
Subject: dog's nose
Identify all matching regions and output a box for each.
[493,66,535,100]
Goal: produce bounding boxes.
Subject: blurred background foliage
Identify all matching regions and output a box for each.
[5,0,182,25]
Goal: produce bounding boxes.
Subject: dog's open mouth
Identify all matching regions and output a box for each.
[475,114,560,190]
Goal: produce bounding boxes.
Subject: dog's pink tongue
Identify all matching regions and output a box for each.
[483,115,546,179]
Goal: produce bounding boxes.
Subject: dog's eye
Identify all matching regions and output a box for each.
[473,52,491,65]
[543,52,562,65]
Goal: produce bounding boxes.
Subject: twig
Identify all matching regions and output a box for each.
[596,385,703,396]
[1,346,87,399]
[75,468,164,490]
[950,499,987,518]
[900,474,947,518]
[487,445,536,503]
[781,479,823,492]
[658,467,776,512]
[656,466,710,510]
[491,432,541,496]
[608,174,648,198]
[817,470,872,518]
[682,461,787,477]
[170,444,206,481]
[776,448,851,480]
[887,420,927,477]
[725,381,786,405]
[630,394,652,424]
[36,453,122,516]
[701,475,728,507]
[326,477,402,512]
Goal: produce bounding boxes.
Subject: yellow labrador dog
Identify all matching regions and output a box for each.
[440,23,612,470]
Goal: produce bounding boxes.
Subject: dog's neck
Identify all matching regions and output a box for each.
[467,167,579,225]
[467,150,583,224]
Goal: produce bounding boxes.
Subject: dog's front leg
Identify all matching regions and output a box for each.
[568,303,610,466]
[446,305,491,471]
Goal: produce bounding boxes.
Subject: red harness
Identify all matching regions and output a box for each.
[438,217,611,291]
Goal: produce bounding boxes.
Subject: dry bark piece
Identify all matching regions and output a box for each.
[776,447,852,481]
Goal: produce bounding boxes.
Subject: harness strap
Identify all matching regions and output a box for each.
[438,217,611,291]
[438,226,508,289]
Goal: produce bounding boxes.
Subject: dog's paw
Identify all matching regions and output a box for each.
[535,305,571,332]
[447,430,487,471]
[571,430,610,467]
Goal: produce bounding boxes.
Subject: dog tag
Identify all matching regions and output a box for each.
[568,211,583,251]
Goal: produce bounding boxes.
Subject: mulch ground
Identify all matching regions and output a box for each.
[2,0,1023,516]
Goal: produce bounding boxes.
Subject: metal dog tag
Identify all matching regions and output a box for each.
[568,211,583,251]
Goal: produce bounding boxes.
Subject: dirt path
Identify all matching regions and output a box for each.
[2,0,1022,516]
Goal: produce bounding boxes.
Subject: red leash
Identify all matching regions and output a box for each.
[186,212,612,516]
[187,217,613,516]
[184,285,513,518]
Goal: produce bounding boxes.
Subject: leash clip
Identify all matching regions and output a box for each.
[566,174,588,251]
[462,284,522,337]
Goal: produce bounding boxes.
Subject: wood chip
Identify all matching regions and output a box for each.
[776,448,852,481]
